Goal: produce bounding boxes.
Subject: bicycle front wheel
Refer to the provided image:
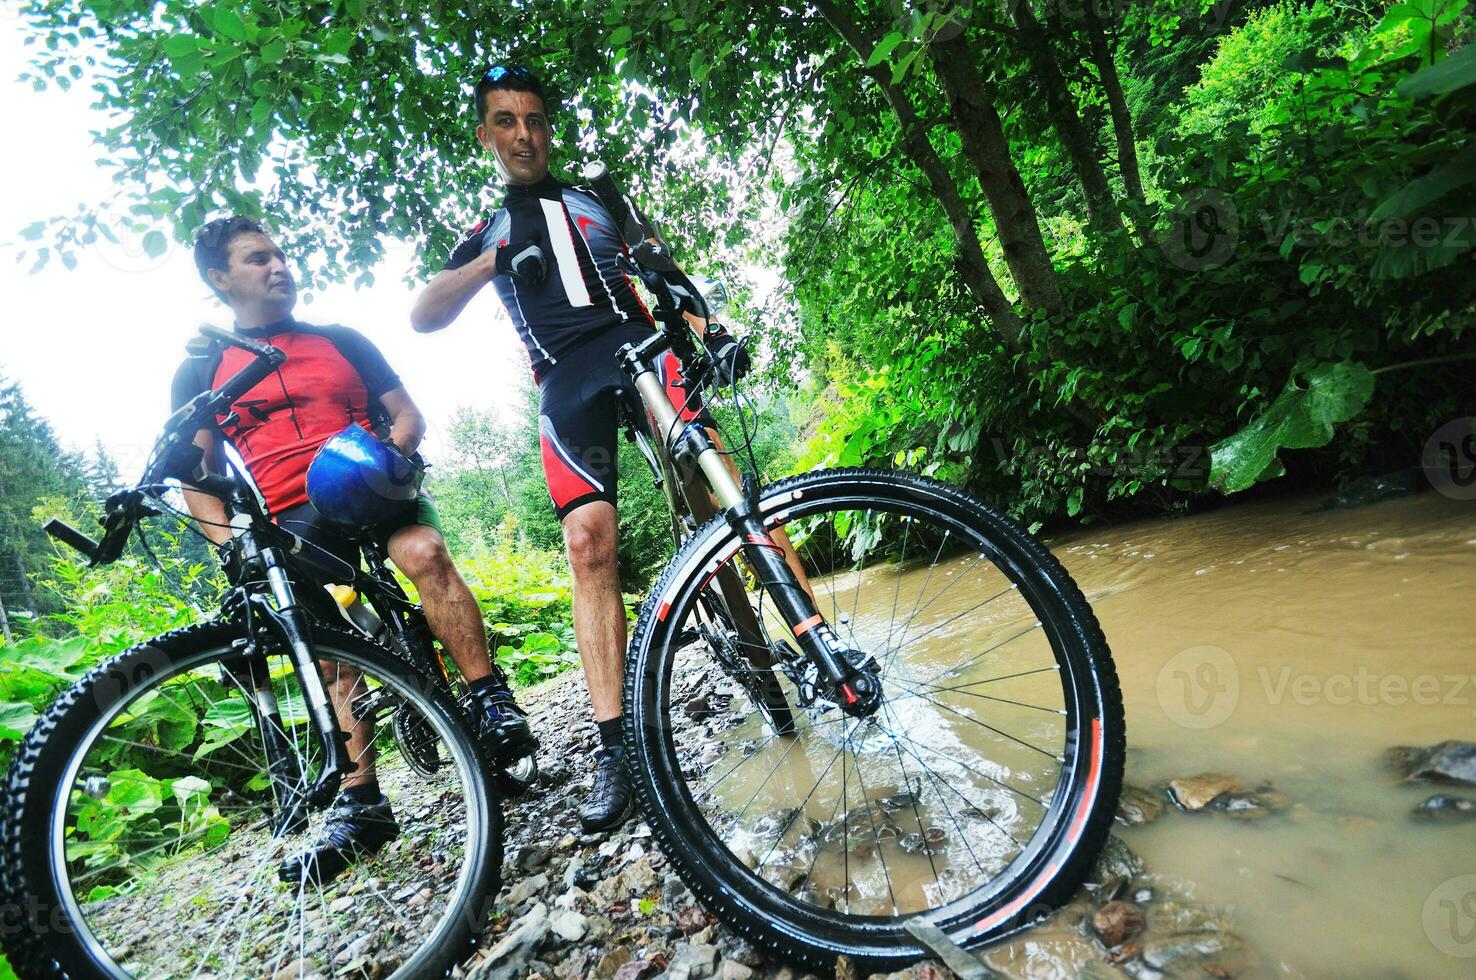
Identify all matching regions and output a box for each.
[624,468,1123,969]
[1,622,500,978]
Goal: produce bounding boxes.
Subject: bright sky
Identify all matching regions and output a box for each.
[0,25,530,482]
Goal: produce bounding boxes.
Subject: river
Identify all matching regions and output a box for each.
[1051,489,1476,978]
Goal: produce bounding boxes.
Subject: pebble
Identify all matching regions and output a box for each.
[593,946,632,979]
[548,908,589,943]
[665,943,720,980]
[1166,772,1243,811]
[1412,793,1476,820]
[1092,900,1147,947]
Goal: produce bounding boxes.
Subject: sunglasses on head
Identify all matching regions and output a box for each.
[483,65,531,83]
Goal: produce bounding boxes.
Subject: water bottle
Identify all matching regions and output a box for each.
[327,584,387,641]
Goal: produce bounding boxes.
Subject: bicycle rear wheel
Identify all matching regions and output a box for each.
[1,622,500,978]
[624,468,1123,969]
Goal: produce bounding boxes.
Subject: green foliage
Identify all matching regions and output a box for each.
[1209,362,1376,491]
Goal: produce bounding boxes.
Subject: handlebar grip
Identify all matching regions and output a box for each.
[582,161,645,245]
[198,324,285,365]
[44,519,100,561]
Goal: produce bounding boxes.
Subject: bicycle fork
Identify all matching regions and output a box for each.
[231,526,357,823]
[630,366,883,717]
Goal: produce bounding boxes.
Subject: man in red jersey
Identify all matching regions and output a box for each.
[174,216,534,884]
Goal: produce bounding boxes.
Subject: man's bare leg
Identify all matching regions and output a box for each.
[386,524,491,683]
[386,523,535,761]
[325,663,378,791]
[562,500,636,831]
[561,502,626,722]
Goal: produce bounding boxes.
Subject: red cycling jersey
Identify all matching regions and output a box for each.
[170,319,401,515]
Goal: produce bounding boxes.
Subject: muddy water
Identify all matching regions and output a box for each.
[1055,491,1476,978]
[697,490,1476,976]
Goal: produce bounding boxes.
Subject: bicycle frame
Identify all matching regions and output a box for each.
[614,323,883,717]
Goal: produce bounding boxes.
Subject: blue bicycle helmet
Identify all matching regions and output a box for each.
[306,424,421,529]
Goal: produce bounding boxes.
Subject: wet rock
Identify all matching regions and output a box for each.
[1086,835,1145,888]
[612,961,660,980]
[1166,773,1243,811]
[1140,929,1243,971]
[1115,785,1164,827]
[513,843,552,871]
[1205,786,1290,821]
[586,914,612,941]
[1092,901,1146,947]
[835,954,860,980]
[1412,794,1476,821]
[662,873,692,908]
[716,962,755,980]
[677,905,712,935]
[1319,470,1418,510]
[715,930,763,968]
[665,943,720,980]
[1385,741,1476,786]
[548,909,588,943]
[1076,962,1133,980]
[504,871,550,908]
[684,693,716,720]
[593,945,633,979]
[469,902,550,980]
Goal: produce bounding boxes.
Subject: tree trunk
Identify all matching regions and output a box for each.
[1083,2,1144,204]
[929,32,1063,313]
[815,0,1026,352]
[11,550,35,617]
[1010,1,1119,227]
[0,593,12,644]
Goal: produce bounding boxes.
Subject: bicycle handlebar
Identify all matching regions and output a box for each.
[48,327,288,566]
[582,160,711,323]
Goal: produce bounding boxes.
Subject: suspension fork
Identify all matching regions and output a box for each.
[232,522,355,808]
[625,355,882,716]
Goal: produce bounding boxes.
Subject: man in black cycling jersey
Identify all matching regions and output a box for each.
[176,216,536,883]
[412,67,754,832]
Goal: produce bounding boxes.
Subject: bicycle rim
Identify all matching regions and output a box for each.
[42,631,494,978]
[626,469,1120,965]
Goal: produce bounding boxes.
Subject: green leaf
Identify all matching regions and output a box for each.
[1209,362,1376,493]
[261,37,287,64]
[1065,487,1084,517]
[213,8,248,42]
[0,702,38,741]
[142,231,167,258]
[865,31,904,69]
[1369,143,1476,220]
[609,26,633,48]
[638,897,657,916]
[104,768,165,814]
[1398,42,1476,97]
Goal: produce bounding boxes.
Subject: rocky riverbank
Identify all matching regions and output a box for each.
[460,663,1476,979]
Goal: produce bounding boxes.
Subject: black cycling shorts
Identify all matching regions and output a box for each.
[538,322,715,521]
[275,493,444,571]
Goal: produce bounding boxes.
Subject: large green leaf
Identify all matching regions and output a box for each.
[1398,41,1476,97]
[0,702,38,741]
[2,636,89,678]
[1209,362,1376,493]
[1370,143,1476,220]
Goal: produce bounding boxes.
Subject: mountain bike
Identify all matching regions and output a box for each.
[0,327,502,978]
[586,162,1126,971]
